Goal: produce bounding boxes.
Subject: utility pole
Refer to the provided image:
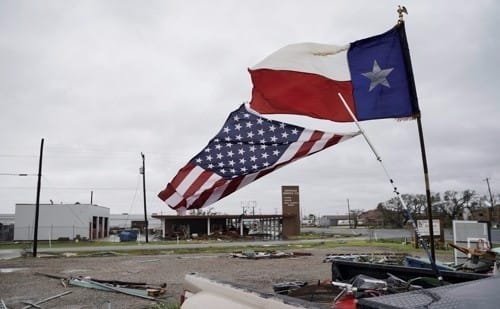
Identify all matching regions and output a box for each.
[347,198,351,229]
[33,138,44,257]
[140,153,148,243]
[90,191,93,205]
[484,178,495,207]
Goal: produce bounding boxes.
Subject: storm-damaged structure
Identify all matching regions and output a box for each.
[152,213,299,240]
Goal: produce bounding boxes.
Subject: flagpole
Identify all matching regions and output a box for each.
[338,93,442,282]
[416,116,436,260]
[397,8,437,262]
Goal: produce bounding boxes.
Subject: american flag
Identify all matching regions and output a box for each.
[158,104,359,214]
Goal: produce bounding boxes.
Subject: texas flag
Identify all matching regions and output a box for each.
[249,23,420,122]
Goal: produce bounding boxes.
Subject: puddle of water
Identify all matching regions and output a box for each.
[0,267,28,273]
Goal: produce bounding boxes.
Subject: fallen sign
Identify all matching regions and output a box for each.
[68,278,161,300]
[35,272,167,300]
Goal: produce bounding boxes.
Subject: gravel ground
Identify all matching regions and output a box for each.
[0,247,453,309]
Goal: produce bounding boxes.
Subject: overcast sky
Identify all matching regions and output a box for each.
[0,1,498,217]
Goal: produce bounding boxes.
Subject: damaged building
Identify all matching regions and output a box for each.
[152,214,292,239]
[154,185,302,240]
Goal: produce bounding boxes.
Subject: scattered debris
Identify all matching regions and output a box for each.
[287,280,338,304]
[21,301,41,309]
[273,281,308,294]
[87,251,123,257]
[137,258,161,263]
[290,251,313,257]
[176,255,221,260]
[324,248,499,275]
[330,258,490,284]
[323,252,407,264]
[448,242,498,273]
[20,291,72,309]
[61,268,91,274]
[231,250,312,259]
[35,272,167,301]
[68,278,159,300]
[274,278,344,305]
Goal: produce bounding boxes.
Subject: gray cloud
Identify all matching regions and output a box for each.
[1,1,498,216]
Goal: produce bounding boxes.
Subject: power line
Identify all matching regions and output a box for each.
[0,186,146,191]
[1,147,182,159]
[127,174,142,214]
[0,154,38,158]
[0,173,37,176]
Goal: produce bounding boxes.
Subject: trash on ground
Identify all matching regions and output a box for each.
[231,250,312,259]
[323,252,407,264]
[20,291,72,309]
[35,272,167,300]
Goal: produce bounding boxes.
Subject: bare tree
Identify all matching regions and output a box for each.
[378,200,404,228]
[379,194,427,227]
[405,194,427,217]
[439,190,476,225]
[306,214,317,226]
[349,209,364,228]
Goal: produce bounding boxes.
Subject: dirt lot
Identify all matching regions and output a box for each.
[0,247,452,308]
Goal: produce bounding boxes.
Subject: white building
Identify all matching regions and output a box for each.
[14,203,110,241]
[109,213,162,230]
[0,213,15,225]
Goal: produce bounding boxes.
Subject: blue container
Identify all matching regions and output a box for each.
[119,230,137,242]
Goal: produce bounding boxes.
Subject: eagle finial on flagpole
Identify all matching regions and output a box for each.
[397,5,408,23]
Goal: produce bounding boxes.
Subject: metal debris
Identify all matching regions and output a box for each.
[35,272,167,300]
[20,291,72,309]
[21,302,41,309]
[231,250,312,259]
[137,258,161,263]
[68,278,159,300]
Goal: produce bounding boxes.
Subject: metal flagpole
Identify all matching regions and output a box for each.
[396,7,437,263]
[338,93,442,282]
[416,115,436,260]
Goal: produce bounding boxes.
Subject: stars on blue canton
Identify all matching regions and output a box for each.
[192,105,304,179]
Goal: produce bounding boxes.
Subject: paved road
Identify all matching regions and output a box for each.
[0,249,22,260]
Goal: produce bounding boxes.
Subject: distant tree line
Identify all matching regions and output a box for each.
[372,190,498,228]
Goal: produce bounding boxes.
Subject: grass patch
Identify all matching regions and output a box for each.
[2,233,461,261]
[4,239,454,259]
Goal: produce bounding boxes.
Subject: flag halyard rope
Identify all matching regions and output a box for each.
[337,92,443,283]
